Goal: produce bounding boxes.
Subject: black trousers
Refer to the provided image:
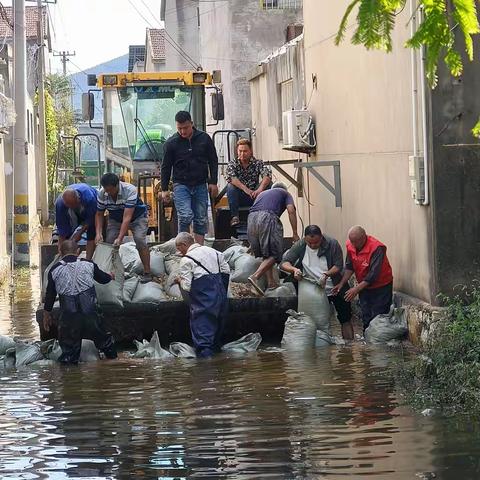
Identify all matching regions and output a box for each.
[328,284,352,324]
[358,283,393,330]
[58,312,117,364]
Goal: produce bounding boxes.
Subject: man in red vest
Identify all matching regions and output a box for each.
[332,226,393,330]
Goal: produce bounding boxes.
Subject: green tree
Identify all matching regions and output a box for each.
[336,0,480,135]
[44,74,78,202]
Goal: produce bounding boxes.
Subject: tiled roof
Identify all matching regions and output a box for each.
[0,6,48,40]
[147,28,166,62]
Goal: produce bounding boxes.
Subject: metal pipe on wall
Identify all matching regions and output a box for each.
[419,7,430,206]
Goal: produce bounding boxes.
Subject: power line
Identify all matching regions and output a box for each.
[138,0,200,68]
[128,0,200,70]
[136,0,200,68]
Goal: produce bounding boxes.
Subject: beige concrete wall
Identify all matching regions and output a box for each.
[250,0,434,302]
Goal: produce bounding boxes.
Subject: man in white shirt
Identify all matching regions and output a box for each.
[175,232,230,357]
[281,225,354,340]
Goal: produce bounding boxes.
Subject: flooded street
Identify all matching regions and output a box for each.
[1,270,479,479]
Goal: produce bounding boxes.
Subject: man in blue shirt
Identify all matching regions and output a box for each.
[95,173,152,283]
[55,183,98,260]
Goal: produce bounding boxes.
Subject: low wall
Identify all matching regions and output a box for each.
[394,291,446,346]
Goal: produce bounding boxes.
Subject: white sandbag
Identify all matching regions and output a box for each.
[123,276,140,303]
[131,281,168,303]
[150,250,166,277]
[164,253,182,275]
[46,340,62,361]
[93,243,125,307]
[132,331,173,359]
[169,342,196,358]
[165,271,182,299]
[119,242,143,274]
[15,342,44,367]
[298,280,331,333]
[152,238,178,255]
[3,348,15,368]
[231,254,261,283]
[315,329,334,347]
[166,283,182,299]
[222,333,262,352]
[42,254,60,301]
[364,305,408,344]
[281,309,317,350]
[0,335,16,355]
[79,339,100,362]
[264,282,297,298]
[223,245,248,268]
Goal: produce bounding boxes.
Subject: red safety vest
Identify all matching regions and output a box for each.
[346,235,393,289]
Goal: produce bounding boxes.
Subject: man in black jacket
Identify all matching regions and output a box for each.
[161,111,219,245]
[281,225,354,340]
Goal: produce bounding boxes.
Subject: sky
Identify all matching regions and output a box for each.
[5,0,163,73]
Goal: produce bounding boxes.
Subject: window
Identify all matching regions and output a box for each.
[261,0,302,10]
[281,80,294,113]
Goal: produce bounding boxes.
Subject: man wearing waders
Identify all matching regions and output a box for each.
[43,240,117,364]
[175,232,230,358]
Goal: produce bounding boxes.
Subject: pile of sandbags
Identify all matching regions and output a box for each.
[1,337,101,368]
[120,242,166,277]
[264,282,296,298]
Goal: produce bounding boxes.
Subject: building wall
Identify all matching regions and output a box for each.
[430,37,480,297]
[250,0,435,303]
[199,0,302,130]
[163,0,201,71]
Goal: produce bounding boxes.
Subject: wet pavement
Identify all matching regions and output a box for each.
[1,268,480,479]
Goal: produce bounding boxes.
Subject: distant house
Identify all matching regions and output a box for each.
[144,28,166,72]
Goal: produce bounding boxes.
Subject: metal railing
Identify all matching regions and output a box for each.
[260,0,302,10]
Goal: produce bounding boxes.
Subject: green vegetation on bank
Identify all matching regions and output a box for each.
[396,285,480,414]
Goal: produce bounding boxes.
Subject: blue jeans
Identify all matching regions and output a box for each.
[173,183,208,235]
[226,183,254,218]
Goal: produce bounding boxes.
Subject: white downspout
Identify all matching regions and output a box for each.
[410,0,419,158]
[419,6,430,206]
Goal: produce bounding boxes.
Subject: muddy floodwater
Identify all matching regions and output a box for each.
[1,269,480,479]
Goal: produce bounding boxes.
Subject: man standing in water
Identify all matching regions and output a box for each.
[161,111,219,245]
[43,240,117,364]
[281,225,354,340]
[175,232,230,358]
[332,225,393,330]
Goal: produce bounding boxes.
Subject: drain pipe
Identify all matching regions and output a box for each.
[410,0,420,159]
[419,5,430,206]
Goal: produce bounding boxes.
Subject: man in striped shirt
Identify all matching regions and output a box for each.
[95,173,152,283]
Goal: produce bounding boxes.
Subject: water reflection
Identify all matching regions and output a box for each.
[0,269,479,478]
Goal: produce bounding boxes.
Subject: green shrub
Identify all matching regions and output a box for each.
[396,285,480,413]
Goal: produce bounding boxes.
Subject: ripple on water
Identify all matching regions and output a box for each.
[1,269,480,478]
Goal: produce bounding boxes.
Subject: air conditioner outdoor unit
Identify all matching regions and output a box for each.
[282,109,316,152]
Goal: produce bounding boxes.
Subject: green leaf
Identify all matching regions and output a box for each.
[335,0,361,46]
[472,118,480,138]
[444,49,463,77]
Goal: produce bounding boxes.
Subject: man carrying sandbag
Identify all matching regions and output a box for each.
[281,225,354,340]
[95,173,152,283]
[175,232,230,358]
[42,240,117,364]
[55,183,98,260]
[332,226,393,330]
[247,182,299,295]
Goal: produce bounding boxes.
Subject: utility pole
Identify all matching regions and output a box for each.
[13,0,29,263]
[36,0,48,223]
[53,50,75,76]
